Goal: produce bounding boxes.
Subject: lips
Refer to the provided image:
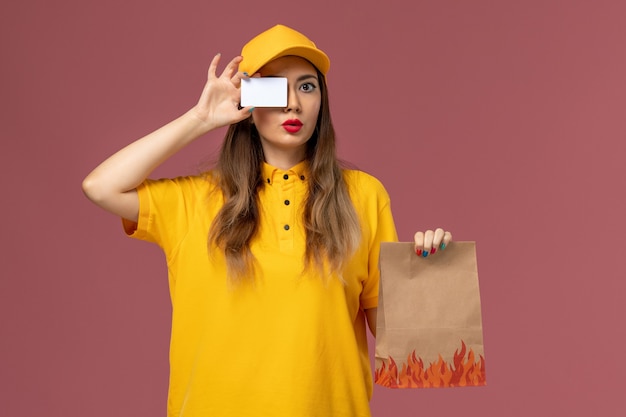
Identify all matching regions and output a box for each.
[282,119,303,133]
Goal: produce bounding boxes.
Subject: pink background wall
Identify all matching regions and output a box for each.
[2,0,625,416]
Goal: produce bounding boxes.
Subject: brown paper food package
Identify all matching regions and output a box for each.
[375,241,486,388]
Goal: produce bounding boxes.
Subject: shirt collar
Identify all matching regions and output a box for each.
[262,160,309,185]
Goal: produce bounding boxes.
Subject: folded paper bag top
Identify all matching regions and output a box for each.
[375,241,486,389]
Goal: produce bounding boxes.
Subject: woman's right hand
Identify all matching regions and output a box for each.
[82,54,253,222]
[191,54,254,132]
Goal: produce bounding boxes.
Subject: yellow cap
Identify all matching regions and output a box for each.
[239,24,330,76]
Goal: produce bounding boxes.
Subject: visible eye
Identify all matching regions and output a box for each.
[299,82,318,93]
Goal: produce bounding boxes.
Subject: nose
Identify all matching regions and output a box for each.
[284,86,301,113]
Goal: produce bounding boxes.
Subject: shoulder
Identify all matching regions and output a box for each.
[343,169,389,196]
[143,172,218,192]
[139,172,222,205]
[342,169,398,244]
[342,169,391,208]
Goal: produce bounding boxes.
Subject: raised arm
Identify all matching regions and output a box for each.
[82,54,253,221]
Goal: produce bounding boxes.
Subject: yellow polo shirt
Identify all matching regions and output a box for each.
[123,161,397,417]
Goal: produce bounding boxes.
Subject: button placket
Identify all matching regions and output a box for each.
[278,171,296,250]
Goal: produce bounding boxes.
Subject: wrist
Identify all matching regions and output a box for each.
[185,107,217,135]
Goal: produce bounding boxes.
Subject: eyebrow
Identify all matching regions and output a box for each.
[296,74,318,82]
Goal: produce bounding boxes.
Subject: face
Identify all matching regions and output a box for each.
[251,56,322,164]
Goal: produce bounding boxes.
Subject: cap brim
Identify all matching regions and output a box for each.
[241,45,330,76]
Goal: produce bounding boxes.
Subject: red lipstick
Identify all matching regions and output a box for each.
[282,119,303,133]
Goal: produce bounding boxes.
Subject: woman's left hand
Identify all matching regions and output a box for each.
[414,228,452,257]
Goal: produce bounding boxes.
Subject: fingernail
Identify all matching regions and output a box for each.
[422,251,428,258]
[440,242,446,250]
[430,247,437,254]
[248,107,255,113]
[243,72,249,76]
[416,249,422,256]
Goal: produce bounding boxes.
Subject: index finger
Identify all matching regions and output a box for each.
[220,55,244,80]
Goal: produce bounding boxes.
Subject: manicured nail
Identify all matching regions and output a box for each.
[422,251,428,258]
[416,249,422,256]
[243,72,249,76]
[248,107,255,113]
[440,242,446,250]
[430,247,437,254]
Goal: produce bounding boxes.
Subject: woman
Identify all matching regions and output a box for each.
[83,24,451,417]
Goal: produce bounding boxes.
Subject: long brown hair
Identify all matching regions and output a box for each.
[209,70,361,283]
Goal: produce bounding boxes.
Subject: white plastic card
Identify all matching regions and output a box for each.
[240,77,287,107]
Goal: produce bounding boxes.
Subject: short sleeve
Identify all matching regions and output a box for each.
[360,201,397,309]
[122,176,209,255]
[355,175,398,310]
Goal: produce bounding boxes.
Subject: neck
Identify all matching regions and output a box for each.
[261,145,306,170]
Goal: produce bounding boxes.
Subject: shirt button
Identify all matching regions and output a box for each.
[284,200,290,205]
[283,174,289,180]
[284,225,290,231]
